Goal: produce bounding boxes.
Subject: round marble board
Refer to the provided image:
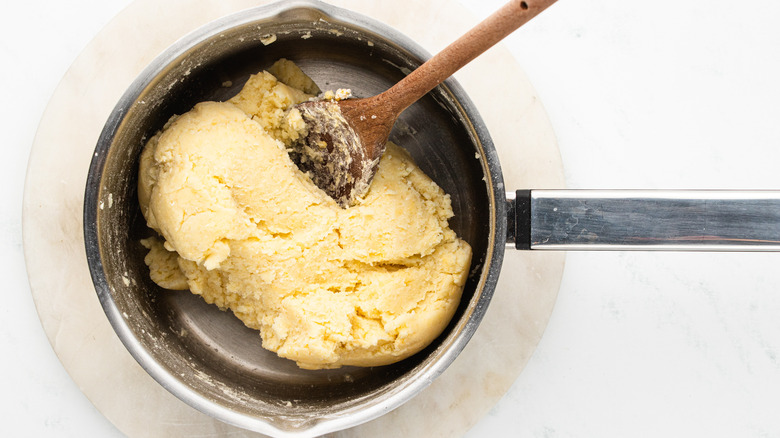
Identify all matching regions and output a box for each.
[23,0,565,436]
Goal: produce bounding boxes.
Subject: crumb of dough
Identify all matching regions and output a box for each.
[260,34,277,45]
[321,88,352,101]
[138,60,472,369]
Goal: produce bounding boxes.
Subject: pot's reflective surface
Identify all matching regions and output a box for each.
[84,0,505,435]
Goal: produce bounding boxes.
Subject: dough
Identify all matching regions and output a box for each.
[138,60,472,369]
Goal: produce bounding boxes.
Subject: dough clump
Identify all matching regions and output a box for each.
[138,59,472,369]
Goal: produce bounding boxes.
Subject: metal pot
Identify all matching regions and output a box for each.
[85,1,505,436]
[84,0,780,437]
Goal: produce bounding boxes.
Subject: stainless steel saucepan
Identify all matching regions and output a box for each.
[83,1,780,437]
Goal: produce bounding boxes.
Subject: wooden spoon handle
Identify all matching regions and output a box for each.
[379,0,557,114]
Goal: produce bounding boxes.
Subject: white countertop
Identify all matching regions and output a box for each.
[4,0,780,436]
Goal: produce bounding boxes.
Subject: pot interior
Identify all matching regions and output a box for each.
[86,1,499,433]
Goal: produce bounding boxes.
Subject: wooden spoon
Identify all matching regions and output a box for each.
[291,0,558,207]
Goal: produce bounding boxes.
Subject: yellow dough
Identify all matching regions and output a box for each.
[138,60,472,369]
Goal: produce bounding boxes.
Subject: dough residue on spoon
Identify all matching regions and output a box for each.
[138,59,472,369]
[292,100,377,207]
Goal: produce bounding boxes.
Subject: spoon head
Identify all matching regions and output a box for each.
[291,100,382,207]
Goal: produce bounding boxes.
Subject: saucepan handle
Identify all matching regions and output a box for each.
[507,190,780,251]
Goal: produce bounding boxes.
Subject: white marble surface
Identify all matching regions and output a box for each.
[4,0,780,437]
